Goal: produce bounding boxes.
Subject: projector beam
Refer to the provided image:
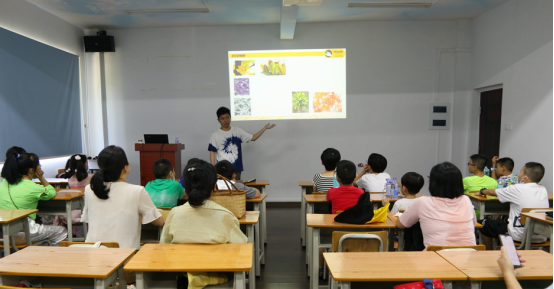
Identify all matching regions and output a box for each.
[280,5,299,39]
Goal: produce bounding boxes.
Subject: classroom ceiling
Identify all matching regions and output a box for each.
[28,0,507,30]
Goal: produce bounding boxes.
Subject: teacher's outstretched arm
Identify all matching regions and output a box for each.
[251,123,276,141]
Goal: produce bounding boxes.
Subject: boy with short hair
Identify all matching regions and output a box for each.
[144,158,185,208]
[215,160,261,199]
[313,148,341,193]
[491,156,518,186]
[354,153,391,192]
[326,160,365,214]
[382,172,424,213]
[208,107,275,180]
[476,162,549,250]
[463,154,497,192]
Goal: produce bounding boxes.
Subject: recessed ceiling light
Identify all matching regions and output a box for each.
[347,2,432,8]
[124,8,209,14]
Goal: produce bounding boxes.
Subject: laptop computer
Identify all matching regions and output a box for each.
[144,134,169,144]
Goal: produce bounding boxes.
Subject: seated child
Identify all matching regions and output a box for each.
[161,159,246,288]
[463,154,498,192]
[354,153,391,192]
[382,172,424,213]
[145,158,185,207]
[491,156,518,186]
[477,162,549,250]
[215,160,260,199]
[326,160,365,214]
[60,154,93,188]
[313,148,341,193]
[0,152,67,245]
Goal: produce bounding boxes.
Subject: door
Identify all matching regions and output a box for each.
[478,88,503,168]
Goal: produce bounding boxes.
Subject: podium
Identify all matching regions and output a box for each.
[135,143,185,186]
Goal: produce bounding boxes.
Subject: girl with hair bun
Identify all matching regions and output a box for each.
[161,158,247,288]
[82,145,163,249]
[60,154,93,188]
[0,152,67,245]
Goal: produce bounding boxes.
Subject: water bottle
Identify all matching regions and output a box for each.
[391,178,398,196]
[497,179,506,189]
[175,137,179,144]
[332,172,340,188]
[385,178,392,196]
[484,166,490,176]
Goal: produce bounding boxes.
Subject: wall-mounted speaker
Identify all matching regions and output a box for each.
[84,36,115,52]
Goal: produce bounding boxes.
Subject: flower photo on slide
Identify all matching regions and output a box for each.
[313,92,342,112]
[292,91,309,113]
[234,78,249,96]
[233,60,255,76]
[234,98,251,116]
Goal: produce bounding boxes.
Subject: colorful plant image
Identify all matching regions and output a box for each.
[313,92,342,112]
[292,91,309,113]
[234,78,250,96]
[233,60,255,76]
[260,60,286,75]
[234,98,251,116]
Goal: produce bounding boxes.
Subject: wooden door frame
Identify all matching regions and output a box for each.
[469,84,503,158]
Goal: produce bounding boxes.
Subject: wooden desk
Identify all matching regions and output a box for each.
[38,189,86,241]
[307,214,396,289]
[243,180,269,195]
[521,212,553,252]
[324,251,467,289]
[0,246,134,289]
[299,181,314,246]
[0,209,37,256]
[437,250,553,289]
[247,193,268,250]
[32,178,69,188]
[466,192,553,219]
[124,243,252,289]
[388,212,483,251]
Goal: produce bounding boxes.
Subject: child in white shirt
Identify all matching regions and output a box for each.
[354,153,391,192]
[383,172,424,213]
[476,162,549,250]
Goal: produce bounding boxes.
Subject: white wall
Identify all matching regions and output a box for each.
[472,0,553,189]
[101,20,473,201]
[0,0,85,177]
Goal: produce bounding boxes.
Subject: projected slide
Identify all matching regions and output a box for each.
[228,49,346,120]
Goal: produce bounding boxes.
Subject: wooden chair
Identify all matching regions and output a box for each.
[57,169,65,175]
[327,231,387,289]
[427,244,486,252]
[0,237,52,253]
[59,241,119,248]
[515,208,552,250]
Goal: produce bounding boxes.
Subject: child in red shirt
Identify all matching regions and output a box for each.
[326,160,365,213]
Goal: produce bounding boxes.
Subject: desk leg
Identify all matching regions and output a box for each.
[340,281,351,289]
[253,203,264,268]
[2,224,10,257]
[247,223,258,280]
[135,272,146,289]
[307,225,312,275]
[306,203,314,265]
[397,228,404,252]
[66,200,73,241]
[525,219,534,250]
[301,187,306,247]
[22,219,31,246]
[479,202,484,220]
[470,281,480,289]
[386,228,392,252]
[235,272,246,289]
[373,203,378,210]
[117,267,126,289]
[310,227,320,289]
[443,281,452,289]
[262,196,267,246]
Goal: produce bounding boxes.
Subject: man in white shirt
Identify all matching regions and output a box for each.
[208,107,275,180]
[353,153,391,192]
[476,162,549,250]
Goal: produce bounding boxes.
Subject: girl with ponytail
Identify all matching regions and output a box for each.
[81,145,163,249]
[160,158,247,288]
[60,154,93,188]
[0,152,67,245]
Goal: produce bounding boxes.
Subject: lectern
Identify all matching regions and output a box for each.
[135,143,185,186]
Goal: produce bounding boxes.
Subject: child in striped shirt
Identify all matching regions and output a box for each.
[313,148,341,193]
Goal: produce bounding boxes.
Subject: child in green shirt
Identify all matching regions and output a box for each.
[0,152,67,245]
[145,158,185,208]
[463,154,498,193]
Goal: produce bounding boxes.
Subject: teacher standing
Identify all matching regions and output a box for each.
[208,107,275,180]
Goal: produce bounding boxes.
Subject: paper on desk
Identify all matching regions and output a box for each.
[216,179,236,190]
[394,212,403,217]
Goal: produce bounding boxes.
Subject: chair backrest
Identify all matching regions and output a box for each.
[520,207,553,224]
[426,244,486,252]
[59,241,119,248]
[57,169,65,175]
[331,231,387,252]
[158,208,171,220]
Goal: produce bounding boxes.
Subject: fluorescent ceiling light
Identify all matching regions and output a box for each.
[347,2,432,8]
[124,8,209,14]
